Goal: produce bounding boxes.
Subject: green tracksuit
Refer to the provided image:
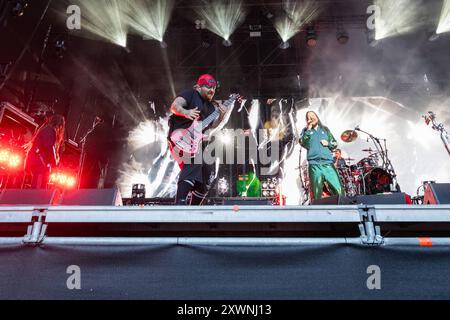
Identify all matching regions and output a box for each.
[300,125,344,200]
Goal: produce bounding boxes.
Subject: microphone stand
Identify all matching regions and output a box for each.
[355,127,385,166]
[77,117,103,189]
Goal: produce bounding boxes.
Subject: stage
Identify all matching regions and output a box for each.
[1,204,450,299]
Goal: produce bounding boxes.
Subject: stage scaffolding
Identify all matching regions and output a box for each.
[1,204,450,245]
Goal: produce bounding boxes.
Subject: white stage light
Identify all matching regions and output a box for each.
[274,0,320,43]
[123,0,175,42]
[68,0,128,47]
[373,0,424,40]
[437,0,450,34]
[196,0,247,44]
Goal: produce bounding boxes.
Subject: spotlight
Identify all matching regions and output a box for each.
[160,40,168,49]
[11,0,28,17]
[428,31,440,41]
[305,26,317,47]
[261,177,280,198]
[0,148,23,170]
[222,39,232,47]
[279,41,290,50]
[366,29,379,47]
[196,0,247,48]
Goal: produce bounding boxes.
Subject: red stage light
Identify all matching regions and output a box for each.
[49,170,77,189]
[8,154,22,168]
[0,150,9,163]
[0,148,23,170]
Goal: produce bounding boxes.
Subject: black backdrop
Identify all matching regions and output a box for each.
[1,243,450,300]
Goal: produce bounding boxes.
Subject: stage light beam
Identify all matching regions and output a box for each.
[196,0,247,43]
[123,0,175,42]
[373,0,425,40]
[274,0,320,43]
[437,0,450,34]
[66,0,128,47]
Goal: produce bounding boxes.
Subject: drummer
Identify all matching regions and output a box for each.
[333,149,347,168]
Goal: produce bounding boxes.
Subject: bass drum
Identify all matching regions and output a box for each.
[363,167,393,195]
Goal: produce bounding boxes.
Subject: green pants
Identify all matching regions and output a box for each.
[309,163,344,200]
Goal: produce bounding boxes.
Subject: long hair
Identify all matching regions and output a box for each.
[48,114,66,156]
[305,111,324,128]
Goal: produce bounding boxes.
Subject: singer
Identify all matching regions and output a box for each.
[300,111,344,200]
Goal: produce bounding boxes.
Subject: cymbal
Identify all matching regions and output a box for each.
[344,157,356,161]
[341,130,358,143]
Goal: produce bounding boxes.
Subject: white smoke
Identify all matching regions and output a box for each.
[117,116,180,198]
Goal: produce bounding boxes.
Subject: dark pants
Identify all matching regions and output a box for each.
[170,140,216,205]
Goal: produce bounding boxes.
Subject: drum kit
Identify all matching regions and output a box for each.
[336,127,399,197]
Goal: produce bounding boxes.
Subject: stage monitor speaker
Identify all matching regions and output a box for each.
[312,193,411,205]
[0,189,59,205]
[222,197,273,206]
[60,189,123,206]
[424,183,450,205]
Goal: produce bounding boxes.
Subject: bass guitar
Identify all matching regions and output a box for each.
[170,94,241,158]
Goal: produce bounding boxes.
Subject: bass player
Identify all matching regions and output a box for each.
[168,74,228,205]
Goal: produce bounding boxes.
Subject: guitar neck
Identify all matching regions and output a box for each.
[201,95,237,130]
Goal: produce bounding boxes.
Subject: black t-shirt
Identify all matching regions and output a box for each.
[168,89,216,134]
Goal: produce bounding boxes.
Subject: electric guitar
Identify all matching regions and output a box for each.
[170,94,241,158]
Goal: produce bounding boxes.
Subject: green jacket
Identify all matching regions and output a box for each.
[300,126,338,165]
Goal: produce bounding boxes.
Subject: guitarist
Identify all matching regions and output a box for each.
[23,114,66,189]
[168,74,227,205]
